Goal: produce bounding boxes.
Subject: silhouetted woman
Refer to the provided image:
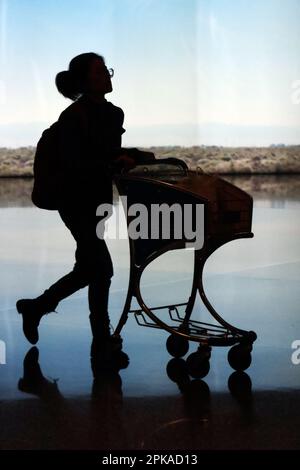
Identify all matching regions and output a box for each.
[16,52,147,360]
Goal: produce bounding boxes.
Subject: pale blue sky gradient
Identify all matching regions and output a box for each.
[0,0,300,146]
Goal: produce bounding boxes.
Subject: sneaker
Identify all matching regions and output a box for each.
[16,298,52,344]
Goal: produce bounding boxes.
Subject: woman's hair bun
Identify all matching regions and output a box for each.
[55,53,104,101]
[55,70,79,100]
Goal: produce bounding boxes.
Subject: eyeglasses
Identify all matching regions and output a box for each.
[107,68,114,78]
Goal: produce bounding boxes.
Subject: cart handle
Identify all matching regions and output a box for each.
[134,157,188,171]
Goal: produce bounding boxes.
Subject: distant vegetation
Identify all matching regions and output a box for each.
[0,147,35,177]
[0,145,300,177]
[1,174,300,208]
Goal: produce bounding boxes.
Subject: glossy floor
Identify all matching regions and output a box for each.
[0,176,299,449]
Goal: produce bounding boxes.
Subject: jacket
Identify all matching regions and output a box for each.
[57,95,125,207]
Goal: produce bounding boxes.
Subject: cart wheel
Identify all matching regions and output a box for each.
[228,344,252,371]
[166,358,189,384]
[166,334,189,358]
[186,352,210,379]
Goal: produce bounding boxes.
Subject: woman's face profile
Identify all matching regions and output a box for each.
[86,58,113,96]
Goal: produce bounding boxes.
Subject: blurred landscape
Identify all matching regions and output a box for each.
[0,145,299,177]
[1,175,300,208]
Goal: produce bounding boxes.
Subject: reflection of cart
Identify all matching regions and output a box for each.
[114,158,257,378]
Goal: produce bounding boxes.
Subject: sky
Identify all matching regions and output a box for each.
[0,0,300,147]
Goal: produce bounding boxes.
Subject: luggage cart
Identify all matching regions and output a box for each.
[113,158,257,378]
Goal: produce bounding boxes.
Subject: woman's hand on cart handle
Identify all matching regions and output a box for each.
[136,150,156,162]
[114,154,136,172]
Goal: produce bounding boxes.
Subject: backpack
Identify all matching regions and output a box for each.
[31,121,63,210]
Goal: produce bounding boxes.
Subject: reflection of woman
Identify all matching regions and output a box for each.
[18,346,126,449]
[17,52,151,360]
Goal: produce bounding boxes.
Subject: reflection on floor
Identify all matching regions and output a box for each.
[1,345,300,450]
[0,181,300,450]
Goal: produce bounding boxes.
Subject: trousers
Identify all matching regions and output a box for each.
[40,203,114,339]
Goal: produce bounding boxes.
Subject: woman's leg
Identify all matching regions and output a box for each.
[17,204,114,343]
[49,205,114,334]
